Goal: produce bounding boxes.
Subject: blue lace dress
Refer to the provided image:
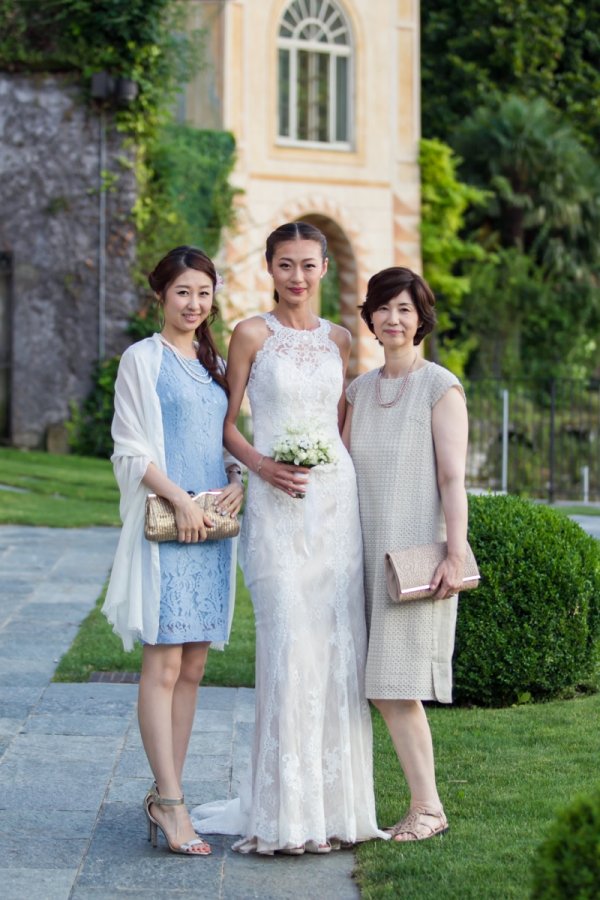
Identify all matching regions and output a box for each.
[149,348,232,644]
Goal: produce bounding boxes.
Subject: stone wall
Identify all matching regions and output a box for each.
[0,73,138,449]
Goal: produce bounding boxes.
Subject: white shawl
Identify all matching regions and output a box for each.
[103,334,166,650]
[102,333,236,651]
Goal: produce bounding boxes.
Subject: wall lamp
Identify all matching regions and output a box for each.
[90,71,139,106]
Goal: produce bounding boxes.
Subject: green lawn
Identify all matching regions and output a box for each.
[3,447,599,897]
[0,447,120,526]
[357,696,600,899]
[54,566,255,687]
[548,503,600,517]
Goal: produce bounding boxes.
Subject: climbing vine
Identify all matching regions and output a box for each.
[0,1,239,456]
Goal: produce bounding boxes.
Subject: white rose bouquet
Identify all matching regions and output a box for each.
[272,425,337,497]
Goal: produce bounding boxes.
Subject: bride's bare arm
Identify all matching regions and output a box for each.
[328,323,352,432]
[224,319,265,471]
[224,319,309,497]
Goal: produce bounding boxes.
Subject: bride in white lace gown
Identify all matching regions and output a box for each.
[191,222,386,854]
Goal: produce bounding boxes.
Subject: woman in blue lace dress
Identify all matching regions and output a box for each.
[103,246,243,856]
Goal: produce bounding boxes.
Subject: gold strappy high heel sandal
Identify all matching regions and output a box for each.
[143,781,158,832]
[144,792,212,856]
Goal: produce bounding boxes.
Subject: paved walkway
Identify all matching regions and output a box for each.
[0,526,359,900]
[570,514,600,541]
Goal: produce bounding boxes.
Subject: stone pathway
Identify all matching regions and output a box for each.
[0,526,359,900]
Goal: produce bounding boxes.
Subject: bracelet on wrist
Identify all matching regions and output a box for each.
[256,455,266,476]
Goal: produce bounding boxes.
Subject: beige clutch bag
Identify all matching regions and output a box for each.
[385,541,480,602]
[144,491,240,542]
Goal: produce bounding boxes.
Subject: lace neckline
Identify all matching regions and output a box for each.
[264,312,325,336]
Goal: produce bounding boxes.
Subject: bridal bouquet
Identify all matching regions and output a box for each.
[272,424,338,468]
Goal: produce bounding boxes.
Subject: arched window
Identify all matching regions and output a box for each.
[277,0,353,148]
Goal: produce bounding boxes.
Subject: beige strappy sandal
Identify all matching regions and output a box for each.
[144,792,212,856]
[386,806,449,842]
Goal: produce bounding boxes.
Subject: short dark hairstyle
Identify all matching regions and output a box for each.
[265,222,327,302]
[360,267,436,346]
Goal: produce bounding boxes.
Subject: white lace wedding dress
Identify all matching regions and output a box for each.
[191,313,386,853]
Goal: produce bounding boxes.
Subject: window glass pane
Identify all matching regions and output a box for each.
[317,53,329,142]
[336,55,348,141]
[278,0,352,145]
[278,49,290,137]
[297,50,309,140]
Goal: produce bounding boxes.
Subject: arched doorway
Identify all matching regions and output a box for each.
[292,212,364,379]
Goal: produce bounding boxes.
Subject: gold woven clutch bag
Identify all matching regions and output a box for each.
[144,491,240,542]
[385,541,480,602]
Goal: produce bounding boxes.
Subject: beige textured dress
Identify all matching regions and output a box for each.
[346,362,465,703]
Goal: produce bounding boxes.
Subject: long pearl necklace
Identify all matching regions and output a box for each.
[160,337,213,385]
[375,353,417,408]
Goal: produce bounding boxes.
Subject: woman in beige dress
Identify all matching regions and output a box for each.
[342,266,469,842]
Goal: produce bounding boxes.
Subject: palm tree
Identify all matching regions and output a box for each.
[453,94,600,378]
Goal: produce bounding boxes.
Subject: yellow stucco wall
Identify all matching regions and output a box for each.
[184,0,421,375]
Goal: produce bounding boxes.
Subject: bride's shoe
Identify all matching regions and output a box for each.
[144,792,211,856]
[277,845,305,855]
[305,840,332,854]
[278,840,332,855]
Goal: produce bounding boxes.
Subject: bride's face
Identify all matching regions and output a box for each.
[268,239,328,306]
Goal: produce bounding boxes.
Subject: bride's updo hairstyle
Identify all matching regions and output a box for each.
[265,221,328,302]
[360,266,436,346]
[149,245,228,394]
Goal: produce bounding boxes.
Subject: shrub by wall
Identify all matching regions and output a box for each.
[454,495,600,706]
[67,357,120,458]
[530,786,600,899]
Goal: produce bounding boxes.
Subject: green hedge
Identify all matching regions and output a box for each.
[454,495,600,706]
[530,786,600,898]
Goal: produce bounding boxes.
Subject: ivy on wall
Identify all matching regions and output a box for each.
[0,0,237,280]
[0,1,239,455]
[131,125,238,342]
[136,125,238,275]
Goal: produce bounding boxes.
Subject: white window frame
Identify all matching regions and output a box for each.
[277,0,353,150]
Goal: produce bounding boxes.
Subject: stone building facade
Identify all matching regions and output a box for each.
[184,0,422,377]
[0,0,421,448]
[0,74,137,448]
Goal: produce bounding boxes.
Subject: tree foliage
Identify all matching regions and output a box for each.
[420,2,600,380]
[454,95,600,378]
[421,0,600,154]
[419,138,488,375]
[0,1,202,141]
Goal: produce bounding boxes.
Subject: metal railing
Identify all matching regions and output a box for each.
[466,378,600,502]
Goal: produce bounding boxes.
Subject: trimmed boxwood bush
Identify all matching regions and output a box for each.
[454,495,600,706]
[530,786,600,898]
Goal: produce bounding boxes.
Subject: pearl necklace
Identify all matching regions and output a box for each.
[160,337,213,385]
[375,354,417,408]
